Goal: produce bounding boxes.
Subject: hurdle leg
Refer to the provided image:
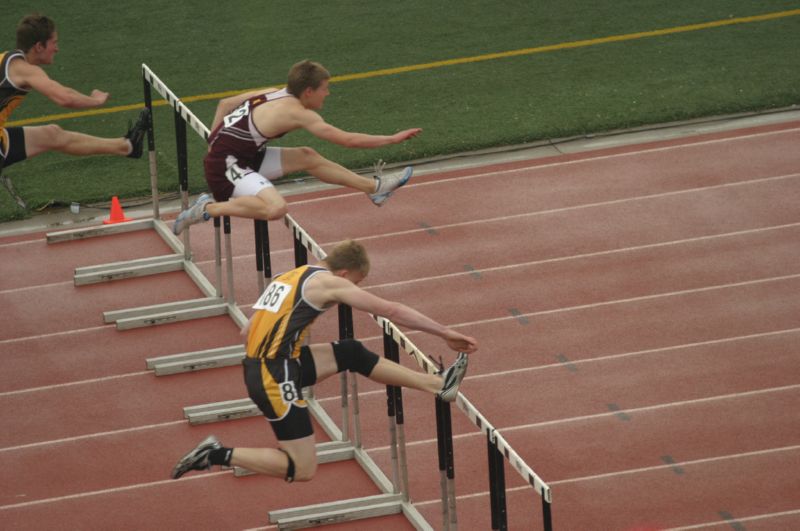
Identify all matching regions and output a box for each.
[173,105,192,261]
[223,216,235,304]
[487,430,508,530]
[383,328,402,493]
[253,219,272,294]
[543,496,553,531]
[435,395,458,530]
[142,72,159,219]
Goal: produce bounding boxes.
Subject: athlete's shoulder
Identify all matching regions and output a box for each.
[5,53,42,88]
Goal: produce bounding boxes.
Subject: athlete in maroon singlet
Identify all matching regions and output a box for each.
[172,60,422,235]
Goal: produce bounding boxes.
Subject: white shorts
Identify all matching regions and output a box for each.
[227,147,284,198]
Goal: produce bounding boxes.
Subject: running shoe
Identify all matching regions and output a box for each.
[437,352,469,402]
[370,161,413,206]
[172,193,212,235]
[171,435,222,479]
[125,108,150,159]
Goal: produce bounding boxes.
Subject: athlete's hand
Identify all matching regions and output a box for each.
[90,89,109,106]
[392,128,423,143]
[443,329,478,353]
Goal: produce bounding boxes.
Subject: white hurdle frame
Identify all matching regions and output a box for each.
[46,64,244,331]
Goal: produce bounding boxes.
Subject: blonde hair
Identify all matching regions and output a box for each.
[324,240,370,276]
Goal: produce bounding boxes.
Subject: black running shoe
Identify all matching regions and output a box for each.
[125,108,150,159]
[171,435,222,479]
[438,352,469,402]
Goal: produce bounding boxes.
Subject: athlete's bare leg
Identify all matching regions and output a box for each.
[308,343,443,393]
[229,434,317,482]
[205,186,287,220]
[23,124,130,158]
[280,146,378,194]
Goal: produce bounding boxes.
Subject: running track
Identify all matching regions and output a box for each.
[1,118,799,530]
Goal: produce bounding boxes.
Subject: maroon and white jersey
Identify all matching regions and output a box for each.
[204,88,293,200]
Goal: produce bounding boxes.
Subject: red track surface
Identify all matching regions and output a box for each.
[2,120,799,530]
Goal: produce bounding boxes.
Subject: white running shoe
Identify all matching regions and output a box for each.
[173,193,212,235]
[370,162,413,206]
[171,435,222,479]
[438,352,469,402]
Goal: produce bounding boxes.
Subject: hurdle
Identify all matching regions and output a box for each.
[98,67,552,528]
[100,65,246,330]
[374,316,554,530]
[45,64,245,331]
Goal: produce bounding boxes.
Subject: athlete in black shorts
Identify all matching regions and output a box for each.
[1,15,147,184]
[172,240,477,483]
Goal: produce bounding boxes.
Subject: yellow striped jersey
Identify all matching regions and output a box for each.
[246,265,330,360]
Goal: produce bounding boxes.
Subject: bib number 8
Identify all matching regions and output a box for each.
[280,381,298,404]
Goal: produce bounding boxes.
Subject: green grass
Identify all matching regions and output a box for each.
[2,1,799,220]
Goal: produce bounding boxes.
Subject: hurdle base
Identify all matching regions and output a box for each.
[46,218,153,244]
[269,494,432,531]
[183,398,257,425]
[103,298,231,330]
[74,253,185,285]
[147,345,245,375]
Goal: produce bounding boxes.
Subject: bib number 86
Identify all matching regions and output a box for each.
[253,281,291,312]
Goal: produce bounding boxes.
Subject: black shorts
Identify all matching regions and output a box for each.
[243,346,318,441]
[0,127,27,172]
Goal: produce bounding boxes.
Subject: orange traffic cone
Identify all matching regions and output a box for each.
[103,196,133,224]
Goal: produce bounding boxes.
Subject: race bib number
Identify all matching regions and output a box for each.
[279,380,299,404]
[223,100,250,128]
[224,156,249,184]
[253,281,292,312]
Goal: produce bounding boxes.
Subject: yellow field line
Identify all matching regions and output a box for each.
[8,8,800,127]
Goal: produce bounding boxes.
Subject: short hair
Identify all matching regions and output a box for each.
[16,14,56,52]
[286,60,330,97]
[324,240,370,277]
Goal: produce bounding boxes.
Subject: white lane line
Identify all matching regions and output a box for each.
[0,469,229,511]
[4,172,797,296]
[4,330,796,453]
[0,325,110,346]
[0,420,185,454]
[367,221,800,290]
[548,445,800,486]
[0,371,151,398]
[286,129,800,205]
[366,384,800,453]
[668,509,800,530]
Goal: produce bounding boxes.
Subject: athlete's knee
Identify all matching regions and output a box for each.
[294,146,323,169]
[294,458,317,482]
[332,339,380,377]
[298,146,320,160]
[40,124,67,149]
[281,449,316,482]
[256,196,287,220]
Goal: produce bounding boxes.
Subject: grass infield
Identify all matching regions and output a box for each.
[1,0,799,221]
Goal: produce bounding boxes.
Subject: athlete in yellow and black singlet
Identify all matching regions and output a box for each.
[243,265,331,440]
[0,50,30,171]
